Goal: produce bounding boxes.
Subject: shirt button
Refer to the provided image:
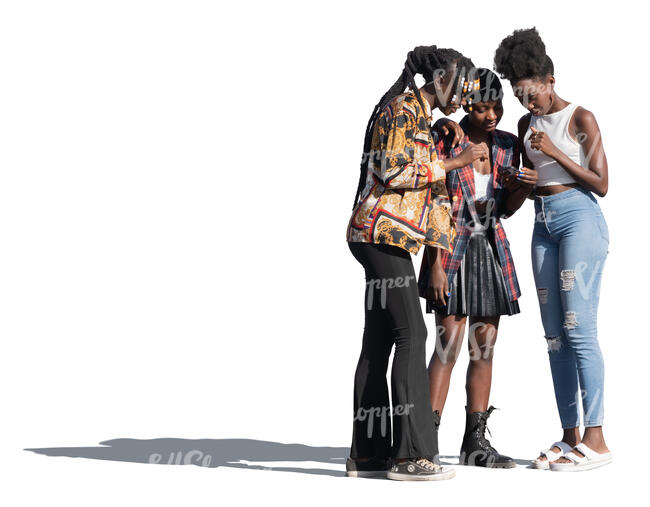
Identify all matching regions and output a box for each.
[452,196,458,202]
[494,223,500,229]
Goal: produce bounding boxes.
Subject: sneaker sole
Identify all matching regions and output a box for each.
[386,468,456,481]
[346,470,388,478]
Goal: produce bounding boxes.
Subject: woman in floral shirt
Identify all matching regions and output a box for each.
[345,46,484,481]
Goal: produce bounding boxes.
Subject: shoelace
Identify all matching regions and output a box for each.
[415,458,440,472]
[483,406,497,438]
[476,406,498,450]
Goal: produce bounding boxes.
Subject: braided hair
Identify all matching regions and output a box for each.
[352,46,475,209]
[493,27,554,83]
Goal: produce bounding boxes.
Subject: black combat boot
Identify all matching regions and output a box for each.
[459,406,515,468]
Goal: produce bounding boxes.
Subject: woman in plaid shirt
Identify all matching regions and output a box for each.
[419,68,538,468]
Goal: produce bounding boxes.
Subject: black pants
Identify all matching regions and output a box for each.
[348,241,437,461]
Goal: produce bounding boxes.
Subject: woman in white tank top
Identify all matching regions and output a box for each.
[495,28,612,472]
[523,102,589,187]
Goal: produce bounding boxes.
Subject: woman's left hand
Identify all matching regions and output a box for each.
[503,167,538,190]
[529,126,560,159]
[437,119,464,148]
[514,167,538,189]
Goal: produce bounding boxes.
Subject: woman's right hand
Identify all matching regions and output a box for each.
[453,142,489,169]
[436,118,465,148]
[428,262,449,306]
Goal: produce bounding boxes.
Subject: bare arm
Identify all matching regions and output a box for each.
[519,113,535,170]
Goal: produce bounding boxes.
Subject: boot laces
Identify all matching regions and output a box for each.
[476,406,498,450]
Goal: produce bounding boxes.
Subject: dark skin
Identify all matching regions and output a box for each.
[513,76,609,464]
[426,100,537,415]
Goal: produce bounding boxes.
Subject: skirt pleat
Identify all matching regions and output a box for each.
[425,224,520,317]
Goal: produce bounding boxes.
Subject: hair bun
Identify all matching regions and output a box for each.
[494,27,554,82]
[405,45,437,76]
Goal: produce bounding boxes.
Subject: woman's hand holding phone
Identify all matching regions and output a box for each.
[515,167,538,188]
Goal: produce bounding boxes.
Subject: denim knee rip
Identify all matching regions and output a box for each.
[563,311,578,330]
[545,335,563,352]
[537,288,549,304]
[560,270,576,291]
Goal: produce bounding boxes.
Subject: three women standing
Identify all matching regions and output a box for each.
[345,28,612,480]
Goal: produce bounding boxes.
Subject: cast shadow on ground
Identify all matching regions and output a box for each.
[25,439,533,476]
[25,438,348,477]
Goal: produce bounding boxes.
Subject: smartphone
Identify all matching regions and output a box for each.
[501,165,519,177]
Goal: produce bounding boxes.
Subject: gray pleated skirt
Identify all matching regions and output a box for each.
[425,225,520,317]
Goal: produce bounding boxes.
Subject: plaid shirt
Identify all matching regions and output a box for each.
[419,115,521,301]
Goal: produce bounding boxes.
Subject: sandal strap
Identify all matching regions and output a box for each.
[538,449,560,460]
[553,441,574,454]
[539,441,572,460]
[563,450,588,464]
[574,443,598,460]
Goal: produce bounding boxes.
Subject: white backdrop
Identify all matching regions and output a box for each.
[1,0,646,505]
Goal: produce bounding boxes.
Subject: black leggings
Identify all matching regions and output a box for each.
[348,241,437,460]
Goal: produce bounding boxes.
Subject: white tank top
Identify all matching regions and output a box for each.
[523,103,588,187]
[473,168,493,201]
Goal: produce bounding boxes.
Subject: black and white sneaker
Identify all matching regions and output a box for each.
[387,457,456,481]
[345,457,389,478]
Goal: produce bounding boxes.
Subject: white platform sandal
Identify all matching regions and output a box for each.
[531,441,573,470]
[549,443,612,472]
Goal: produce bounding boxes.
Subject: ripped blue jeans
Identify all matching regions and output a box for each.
[531,187,609,428]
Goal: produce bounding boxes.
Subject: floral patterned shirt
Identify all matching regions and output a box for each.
[346,91,455,254]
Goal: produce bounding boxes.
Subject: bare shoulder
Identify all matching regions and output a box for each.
[517,113,532,133]
[573,106,600,129]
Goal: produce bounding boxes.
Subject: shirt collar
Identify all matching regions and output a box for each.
[409,90,432,122]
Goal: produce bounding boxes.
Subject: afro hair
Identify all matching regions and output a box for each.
[494,27,554,83]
